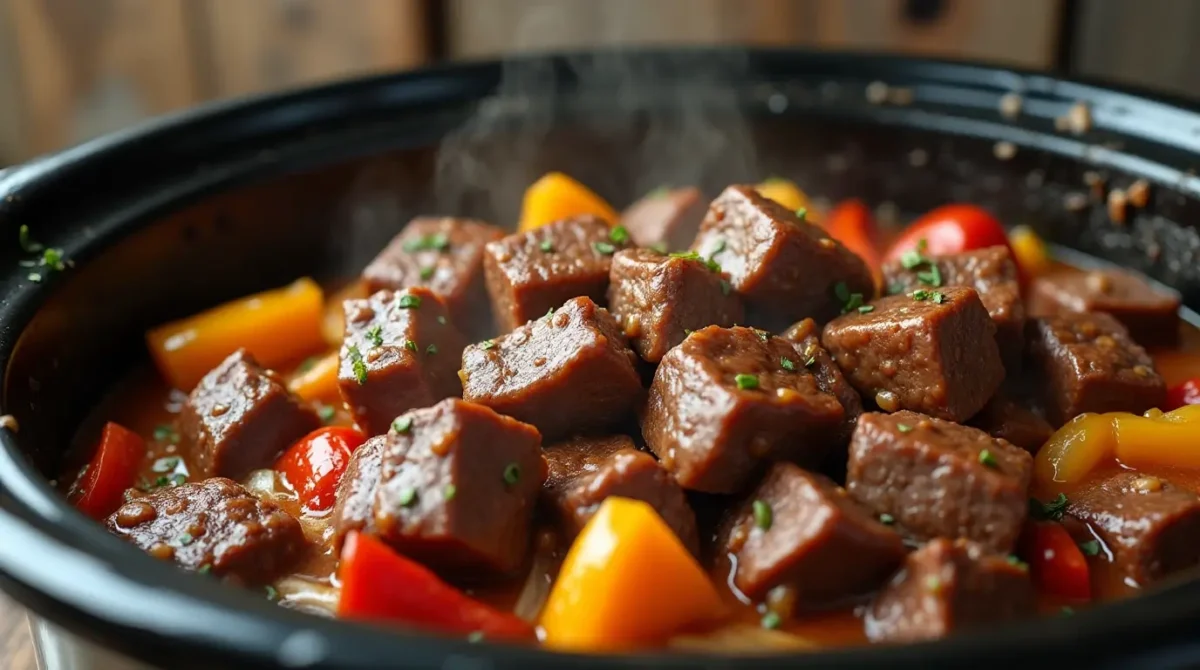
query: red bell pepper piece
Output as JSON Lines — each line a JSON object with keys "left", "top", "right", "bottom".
{"left": 337, "top": 532, "right": 534, "bottom": 641}
{"left": 1166, "top": 378, "right": 1200, "bottom": 411}
{"left": 824, "top": 199, "right": 882, "bottom": 289}
{"left": 73, "top": 422, "right": 145, "bottom": 520}
{"left": 1019, "top": 521, "right": 1091, "bottom": 601}
{"left": 883, "top": 204, "right": 1015, "bottom": 269}
{"left": 276, "top": 426, "right": 366, "bottom": 513}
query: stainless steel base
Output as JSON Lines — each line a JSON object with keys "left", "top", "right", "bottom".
{"left": 30, "top": 618, "right": 151, "bottom": 670}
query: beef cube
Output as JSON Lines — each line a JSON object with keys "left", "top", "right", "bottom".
{"left": 968, "top": 394, "right": 1053, "bottom": 454}
{"left": 620, "top": 186, "right": 706, "bottom": 251}
{"left": 361, "top": 217, "right": 504, "bottom": 331}
{"left": 865, "top": 538, "right": 1035, "bottom": 643}
{"left": 641, "top": 326, "right": 845, "bottom": 493}
{"left": 607, "top": 248, "right": 744, "bottom": 362}
{"left": 691, "top": 185, "right": 874, "bottom": 329}
{"left": 883, "top": 246, "right": 1025, "bottom": 371}
{"left": 720, "top": 463, "right": 905, "bottom": 602}
{"left": 1030, "top": 268, "right": 1180, "bottom": 347}
{"left": 483, "top": 215, "right": 630, "bottom": 332}
{"left": 461, "top": 297, "right": 642, "bottom": 441}
{"left": 181, "top": 349, "right": 319, "bottom": 480}
{"left": 372, "top": 398, "right": 545, "bottom": 576}
{"left": 1028, "top": 311, "right": 1166, "bottom": 426}
{"left": 782, "top": 317, "right": 864, "bottom": 447}
{"left": 338, "top": 287, "right": 468, "bottom": 436}
{"left": 331, "top": 437, "right": 384, "bottom": 551}
{"left": 1068, "top": 472, "right": 1200, "bottom": 587}
{"left": 821, "top": 286, "right": 1004, "bottom": 422}
{"left": 543, "top": 435, "right": 698, "bottom": 553}
{"left": 847, "top": 411, "right": 1032, "bottom": 553}
{"left": 106, "top": 478, "right": 304, "bottom": 585}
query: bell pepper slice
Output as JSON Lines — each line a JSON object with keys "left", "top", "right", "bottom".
{"left": 1034, "top": 413, "right": 1116, "bottom": 492}
{"left": 755, "top": 178, "right": 817, "bottom": 221}
{"left": 1019, "top": 521, "right": 1092, "bottom": 601}
{"left": 73, "top": 422, "right": 145, "bottom": 520}
{"left": 1166, "top": 377, "right": 1200, "bottom": 411}
{"left": 276, "top": 426, "right": 366, "bottom": 513}
{"left": 517, "top": 172, "right": 618, "bottom": 232}
{"left": 823, "top": 199, "right": 881, "bottom": 288}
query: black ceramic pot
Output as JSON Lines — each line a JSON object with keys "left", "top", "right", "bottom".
{"left": 2, "top": 49, "right": 1200, "bottom": 669}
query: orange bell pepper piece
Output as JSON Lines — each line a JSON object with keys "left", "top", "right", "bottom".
{"left": 540, "top": 497, "right": 726, "bottom": 652}
{"left": 288, "top": 352, "right": 339, "bottom": 403}
{"left": 823, "top": 199, "right": 881, "bottom": 289}
{"left": 1113, "top": 405, "right": 1200, "bottom": 470}
{"left": 1008, "top": 225, "right": 1052, "bottom": 278}
{"left": 517, "top": 172, "right": 619, "bottom": 232}
{"left": 755, "top": 178, "right": 818, "bottom": 222}
{"left": 1034, "top": 413, "right": 1115, "bottom": 494}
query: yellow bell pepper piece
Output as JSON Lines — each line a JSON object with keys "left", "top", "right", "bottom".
{"left": 288, "top": 352, "right": 339, "bottom": 403}
{"left": 540, "top": 497, "right": 726, "bottom": 652}
{"left": 1034, "top": 413, "right": 1115, "bottom": 492}
{"left": 517, "top": 172, "right": 619, "bottom": 232}
{"left": 1008, "top": 225, "right": 1052, "bottom": 278}
{"left": 322, "top": 280, "right": 367, "bottom": 348}
{"left": 146, "top": 278, "right": 325, "bottom": 391}
{"left": 1114, "top": 404, "right": 1200, "bottom": 469}
{"left": 756, "top": 178, "right": 819, "bottom": 222}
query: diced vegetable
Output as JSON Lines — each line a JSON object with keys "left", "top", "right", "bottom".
{"left": 1166, "top": 378, "right": 1200, "bottom": 411}
{"left": 146, "top": 278, "right": 325, "bottom": 391}
{"left": 337, "top": 531, "right": 534, "bottom": 641}
{"left": 823, "top": 199, "right": 881, "bottom": 289}
{"left": 322, "top": 281, "right": 367, "bottom": 348}
{"left": 1008, "top": 225, "right": 1052, "bottom": 278}
{"left": 755, "top": 178, "right": 818, "bottom": 221}
{"left": 276, "top": 427, "right": 366, "bottom": 513}
{"left": 288, "top": 352, "right": 339, "bottom": 403}
{"left": 1019, "top": 521, "right": 1091, "bottom": 600}
{"left": 540, "top": 497, "right": 726, "bottom": 652}
{"left": 1033, "top": 413, "right": 1115, "bottom": 492}
{"left": 72, "top": 422, "right": 145, "bottom": 519}
{"left": 883, "top": 204, "right": 1013, "bottom": 269}
{"left": 518, "top": 172, "right": 619, "bottom": 232}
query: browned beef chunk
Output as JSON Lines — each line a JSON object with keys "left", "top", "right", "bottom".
{"left": 1027, "top": 311, "right": 1165, "bottom": 426}
{"left": 460, "top": 297, "right": 642, "bottom": 441}
{"left": 360, "top": 217, "right": 504, "bottom": 332}
{"left": 483, "top": 215, "right": 630, "bottom": 332}
{"left": 847, "top": 411, "right": 1032, "bottom": 553}
{"left": 1030, "top": 268, "right": 1180, "bottom": 347}
{"left": 543, "top": 435, "right": 698, "bottom": 553}
{"left": 968, "top": 394, "right": 1053, "bottom": 454}
{"left": 606, "top": 248, "right": 743, "bottom": 363}
{"left": 883, "top": 246, "right": 1025, "bottom": 372}
{"left": 337, "top": 287, "right": 467, "bottom": 436}
{"left": 865, "top": 538, "right": 1034, "bottom": 643}
{"left": 620, "top": 186, "right": 706, "bottom": 252}
{"left": 782, "top": 317, "right": 864, "bottom": 447}
{"left": 1067, "top": 472, "right": 1200, "bottom": 587}
{"left": 181, "top": 349, "right": 319, "bottom": 480}
{"left": 719, "top": 463, "right": 905, "bottom": 602}
{"left": 371, "top": 398, "right": 545, "bottom": 576}
{"left": 641, "top": 326, "right": 844, "bottom": 494}
{"left": 106, "top": 478, "right": 304, "bottom": 585}
{"left": 690, "top": 185, "right": 874, "bottom": 329}
{"left": 822, "top": 286, "right": 1005, "bottom": 422}
{"left": 330, "top": 437, "right": 384, "bottom": 552}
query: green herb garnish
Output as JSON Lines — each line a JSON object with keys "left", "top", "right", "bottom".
{"left": 795, "top": 207, "right": 808, "bottom": 221}
{"left": 780, "top": 357, "right": 796, "bottom": 371}
{"left": 265, "top": 585, "right": 279, "bottom": 601}
{"left": 879, "top": 513, "right": 895, "bottom": 525}
{"left": 735, "top": 373, "right": 759, "bottom": 390}
{"left": 405, "top": 340, "right": 418, "bottom": 352}
{"left": 198, "top": 564, "right": 212, "bottom": 575}
{"left": 176, "top": 533, "right": 193, "bottom": 546}
{"left": 153, "top": 425, "right": 179, "bottom": 443}
{"left": 426, "top": 344, "right": 438, "bottom": 355}
{"left": 1078, "top": 540, "right": 1101, "bottom": 557}
{"left": 40, "top": 247, "right": 67, "bottom": 271}
{"left": 709, "top": 239, "right": 727, "bottom": 257}
{"left": 925, "top": 576, "right": 943, "bottom": 594}
{"left": 392, "top": 415, "right": 413, "bottom": 434}
{"left": 609, "top": 226, "right": 629, "bottom": 244}
{"left": 649, "top": 242, "right": 668, "bottom": 254}
{"left": 539, "top": 239, "right": 554, "bottom": 253}
{"left": 18, "top": 225, "right": 43, "bottom": 253}
{"left": 805, "top": 356, "right": 816, "bottom": 367}
{"left": 503, "top": 462, "right": 521, "bottom": 486}
{"left": 152, "top": 456, "right": 180, "bottom": 473}
{"left": 403, "top": 233, "right": 450, "bottom": 253}
{"left": 347, "top": 345, "right": 368, "bottom": 385}
{"left": 897, "top": 423, "right": 913, "bottom": 433}
{"left": 668, "top": 250, "right": 720, "bottom": 273}
{"left": 834, "top": 281, "right": 864, "bottom": 314}
{"left": 444, "top": 484, "right": 457, "bottom": 501}
{"left": 858, "top": 305, "right": 875, "bottom": 314}
{"left": 917, "top": 264, "right": 943, "bottom": 287}
{"left": 170, "top": 473, "right": 186, "bottom": 486}
{"left": 1007, "top": 555, "right": 1029, "bottom": 570}
{"left": 752, "top": 500, "right": 773, "bottom": 530}
{"left": 480, "top": 340, "right": 496, "bottom": 350}
{"left": 756, "top": 329, "right": 769, "bottom": 342}
{"left": 26, "top": 272, "right": 41, "bottom": 283}
{"left": 297, "top": 356, "right": 319, "bottom": 373}
{"left": 419, "top": 266, "right": 435, "bottom": 281}
{"left": 317, "top": 404, "right": 336, "bottom": 423}
{"left": 365, "top": 325, "right": 384, "bottom": 348}
{"left": 592, "top": 241, "right": 616, "bottom": 255}
{"left": 1029, "top": 493, "right": 1069, "bottom": 521}
{"left": 979, "top": 449, "right": 999, "bottom": 468}
{"left": 761, "top": 612, "right": 782, "bottom": 630}
{"left": 397, "top": 487, "right": 418, "bottom": 507}
{"left": 397, "top": 294, "right": 422, "bottom": 309}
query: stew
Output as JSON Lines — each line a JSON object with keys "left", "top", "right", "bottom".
{"left": 58, "top": 175, "right": 1200, "bottom": 653}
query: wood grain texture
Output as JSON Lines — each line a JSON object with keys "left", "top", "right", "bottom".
{"left": 0, "top": 595, "right": 36, "bottom": 670}
{"left": 1072, "top": 0, "right": 1200, "bottom": 96}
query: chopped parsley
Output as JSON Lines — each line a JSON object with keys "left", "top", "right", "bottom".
{"left": 879, "top": 513, "right": 895, "bottom": 525}
{"left": 760, "top": 611, "right": 782, "bottom": 630}
{"left": 365, "top": 325, "right": 384, "bottom": 348}
{"left": 592, "top": 241, "right": 616, "bottom": 255}
{"left": 152, "top": 456, "right": 181, "bottom": 473}
{"left": 978, "top": 449, "right": 999, "bottom": 468}
{"left": 170, "top": 473, "right": 187, "bottom": 486}
{"left": 709, "top": 239, "right": 727, "bottom": 257}
{"left": 834, "top": 281, "right": 864, "bottom": 314}
{"left": 780, "top": 357, "right": 796, "bottom": 371}
{"left": 403, "top": 232, "right": 450, "bottom": 253}
{"left": 317, "top": 404, "right": 336, "bottom": 423}
{"left": 18, "top": 225, "right": 43, "bottom": 253}
{"left": 198, "top": 564, "right": 212, "bottom": 575}
{"left": 917, "top": 264, "right": 943, "bottom": 287}
{"left": 26, "top": 272, "right": 41, "bottom": 283}
{"left": 347, "top": 345, "right": 368, "bottom": 385}
{"left": 858, "top": 305, "right": 875, "bottom": 314}
{"left": 153, "top": 425, "right": 179, "bottom": 443}
{"left": 897, "top": 423, "right": 913, "bottom": 433}
{"left": 911, "top": 289, "right": 946, "bottom": 303}
{"left": 392, "top": 415, "right": 413, "bottom": 434}
{"left": 426, "top": 344, "right": 438, "bottom": 355}
{"left": 297, "top": 356, "right": 320, "bottom": 373}
{"left": 405, "top": 340, "right": 418, "bottom": 352}
{"left": 265, "top": 585, "right": 279, "bottom": 601}
{"left": 480, "top": 340, "right": 496, "bottom": 350}
{"left": 899, "top": 249, "right": 925, "bottom": 269}
{"left": 467, "top": 631, "right": 486, "bottom": 644}
{"left": 503, "top": 462, "right": 521, "bottom": 486}
{"left": 756, "top": 329, "right": 769, "bottom": 342}
{"left": 545, "top": 307, "right": 555, "bottom": 319}
{"left": 669, "top": 250, "right": 720, "bottom": 273}
{"left": 419, "top": 266, "right": 435, "bottom": 281}
{"left": 752, "top": 500, "right": 773, "bottom": 530}
{"left": 1006, "top": 555, "right": 1029, "bottom": 570}
{"left": 805, "top": 356, "right": 816, "bottom": 367}
{"left": 444, "top": 484, "right": 457, "bottom": 501}
{"left": 437, "top": 315, "right": 447, "bottom": 325}
{"left": 735, "top": 373, "right": 759, "bottom": 390}
{"left": 719, "top": 279, "right": 731, "bottom": 296}
{"left": 176, "top": 533, "right": 193, "bottom": 546}
{"left": 925, "top": 575, "right": 943, "bottom": 594}
{"left": 397, "top": 487, "right": 418, "bottom": 507}
{"left": 1029, "top": 493, "right": 1069, "bottom": 521}
{"left": 609, "top": 226, "right": 630, "bottom": 244}
{"left": 40, "top": 247, "right": 67, "bottom": 272}
{"left": 539, "top": 239, "right": 554, "bottom": 253}
{"left": 649, "top": 242, "right": 668, "bottom": 254}
{"left": 795, "top": 207, "right": 808, "bottom": 221}
{"left": 397, "top": 294, "right": 422, "bottom": 309}
{"left": 1078, "top": 540, "right": 1101, "bottom": 557}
